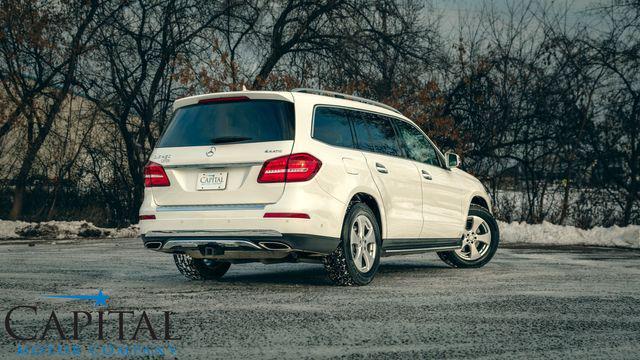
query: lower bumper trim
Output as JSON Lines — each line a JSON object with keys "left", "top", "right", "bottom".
{"left": 162, "top": 239, "right": 262, "bottom": 250}
{"left": 141, "top": 231, "right": 340, "bottom": 256}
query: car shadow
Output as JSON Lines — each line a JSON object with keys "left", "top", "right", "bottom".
{"left": 214, "top": 260, "right": 451, "bottom": 287}
{"left": 378, "top": 261, "right": 451, "bottom": 274}
{"left": 221, "top": 266, "right": 332, "bottom": 286}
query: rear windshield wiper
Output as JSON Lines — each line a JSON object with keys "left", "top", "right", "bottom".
{"left": 210, "top": 136, "right": 253, "bottom": 144}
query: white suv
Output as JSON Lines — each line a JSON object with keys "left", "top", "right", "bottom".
{"left": 139, "top": 89, "right": 499, "bottom": 286}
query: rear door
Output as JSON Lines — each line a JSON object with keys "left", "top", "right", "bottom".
{"left": 350, "top": 110, "right": 423, "bottom": 238}
{"left": 393, "top": 119, "right": 465, "bottom": 239}
{"left": 150, "top": 96, "right": 295, "bottom": 206}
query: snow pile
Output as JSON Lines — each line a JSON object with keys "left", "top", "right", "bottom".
{"left": 499, "top": 221, "right": 640, "bottom": 249}
{"left": 0, "top": 220, "right": 29, "bottom": 239}
{"left": 0, "top": 220, "right": 138, "bottom": 240}
{"left": 1, "top": 219, "right": 638, "bottom": 249}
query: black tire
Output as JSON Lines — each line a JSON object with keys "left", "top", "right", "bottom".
{"left": 323, "top": 202, "right": 382, "bottom": 286}
{"left": 173, "top": 254, "right": 231, "bottom": 280}
{"left": 437, "top": 204, "right": 500, "bottom": 268}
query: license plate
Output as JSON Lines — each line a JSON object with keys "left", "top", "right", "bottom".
{"left": 196, "top": 172, "right": 228, "bottom": 190}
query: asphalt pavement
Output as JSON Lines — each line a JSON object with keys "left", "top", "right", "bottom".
{"left": 0, "top": 238, "right": 638, "bottom": 359}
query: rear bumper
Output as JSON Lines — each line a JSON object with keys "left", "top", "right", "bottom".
{"left": 141, "top": 230, "right": 340, "bottom": 258}
{"left": 139, "top": 180, "right": 347, "bottom": 238}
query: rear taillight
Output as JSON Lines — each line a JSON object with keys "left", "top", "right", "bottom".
{"left": 144, "top": 161, "right": 170, "bottom": 187}
{"left": 257, "top": 153, "right": 322, "bottom": 183}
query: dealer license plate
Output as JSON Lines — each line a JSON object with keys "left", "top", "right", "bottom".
{"left": 196, "top": 172, "right": 227, "bottom": 190}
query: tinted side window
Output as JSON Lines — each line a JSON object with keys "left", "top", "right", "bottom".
{"left": 394, "top": 120, "right": 441, "bottom": 166}
{"left": 351, "top": 111, "right": 401, "bottom": 157}
{"left": 312, "top": 107, "right": 354, "bottom": 147}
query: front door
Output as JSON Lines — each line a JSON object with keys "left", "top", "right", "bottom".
{"left": 393, "top": 119, "right": 465, "bottom": 239}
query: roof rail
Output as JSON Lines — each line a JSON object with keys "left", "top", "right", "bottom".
{"left": 291, "top": 88, "right": 402, "bottom": 114}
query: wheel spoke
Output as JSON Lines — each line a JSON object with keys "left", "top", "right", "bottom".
{"left": 350, "top": 228, "right": 359, "bottom": 245}
{"left": 354, "top": 246, "right": 363, "bottom": 264}
{"left": 469, "top": 242, "right": 480, "bottom": 259}
{"left": 356, "top": 219, "right": 364, "bottom": 239}
{"left": 364, "top": 228, "right": 376, "bottom": 244}
{"left": 469, "top": 216, "right": 484, "bottom": 232}
{"left": 476, "top": 232, "right": 491, "bottom": 244}
{"left": 362, "top": 249, "right": 373, "bottom": 270}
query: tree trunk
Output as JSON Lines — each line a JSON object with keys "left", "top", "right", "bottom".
{"left": 9, "top": 126, "right": 50, "bottom": 219}
{"left": 623, "top": 192, "right": 634, "bottom": 226}
{"left": 558, "top": 179, "right": 570, "bottom": 225}
{"left": 114, "top": 116, "right": 144, "bottom": 225}
{"left": 8, "top": 186, "right": 25, "bottom": 220}
{"left": 46, "top": 178, "right": 62, "bottom": 220}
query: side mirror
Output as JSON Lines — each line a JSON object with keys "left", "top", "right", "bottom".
{"left": 446, "top": 152, "right": 461, "bottom": 168}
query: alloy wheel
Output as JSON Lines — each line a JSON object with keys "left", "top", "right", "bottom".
{"left": 350, "top": 215, "right": 377, "bottom": 272}
{"left": 456, "top": 215, "right": 492, "bottom": 261}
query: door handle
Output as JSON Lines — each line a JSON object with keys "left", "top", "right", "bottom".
{"left": 375, "top": 163, "right": 388, "bottom": 174}
{"left": 421, "top": 169, "right": 432, "bottom": 180}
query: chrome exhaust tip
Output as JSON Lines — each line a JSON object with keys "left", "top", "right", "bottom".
{"left": 145, "top": 241, "right": 163, "bottom": 250}
{"left": 258, "top": 242, "right": 292, "bottom": 251}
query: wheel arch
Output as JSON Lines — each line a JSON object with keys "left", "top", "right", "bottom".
{"left": 345, "top": 190, "right": 386, "bottom": 240}
{"left": 471, "top": 196, "right": 489, "bottom": 211}
{"left": 466, "top": 192, "right": 492, "bottom": 215}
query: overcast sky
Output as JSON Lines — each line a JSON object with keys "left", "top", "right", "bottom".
{"left": 433, "top": 0, "right": 600, "bottom": 34}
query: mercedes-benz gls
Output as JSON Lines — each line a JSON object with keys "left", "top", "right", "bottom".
{"left": 139, "top": 89, "right": 499, "bottom": 286}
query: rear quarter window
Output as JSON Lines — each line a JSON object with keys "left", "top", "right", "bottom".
{"left": 312, "top": 107, "right": 354, "bottom": 148}
{"left": 158, "top": 100, "right": 295, "bottom": 147}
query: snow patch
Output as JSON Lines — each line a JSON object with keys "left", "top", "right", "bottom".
{"left": 499, "top": 221, "right": 640, "bottom": 249}
{"left": 0, "top": 220, "right": 138, "bottom": 240}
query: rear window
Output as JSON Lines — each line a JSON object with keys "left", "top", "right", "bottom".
{"left": 157, "top": 100, "right": 295, "bottom": 147}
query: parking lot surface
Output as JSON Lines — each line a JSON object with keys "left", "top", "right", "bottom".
{"left": 0, "top": 239, "right": 639, "bottom": 359}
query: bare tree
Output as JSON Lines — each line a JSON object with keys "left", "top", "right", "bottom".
{"left": 85, "top": 0, "right": 234, "bottom": 223}
{"left": 1, "top": 0, "right": 636, "bottom": 227}
{"left": 0, "top": 0, "right": 122, "bottom": 219}
{"left": 586, "top": 0, "right": 640, "bottom": 225}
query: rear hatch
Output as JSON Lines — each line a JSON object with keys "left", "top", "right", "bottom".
{"left": 150, "top": 93, "right": 295, "bottom": 206}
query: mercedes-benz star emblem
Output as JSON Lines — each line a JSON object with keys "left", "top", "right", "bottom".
{"left": 206, "top": 146, "right": 216, "bottom": 157}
